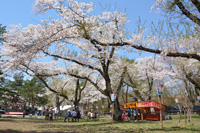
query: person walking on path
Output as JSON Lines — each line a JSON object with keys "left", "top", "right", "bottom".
{"left": 64, "top": 110, "right": 72, "bottom": 122}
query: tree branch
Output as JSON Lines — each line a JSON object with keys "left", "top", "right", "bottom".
{"left": 88, "top": 39, "right": 200, "bottom": 61}
{"left": 116, "top": 66, "right": 127, "bottom": 95}
{"left": 106, "top": 46, "right": 115, "bottom": 73}
{"left": 42, "top": 50, "right": 104, "bottom": 76}
{"left": 191, "top": 0, "right": 200, "bottom": 13}
{"left": 174, "top": 0, "right": 200, "bottom": 25}
{"left": 22, "top": 64, "right": 69, "bottom": 100}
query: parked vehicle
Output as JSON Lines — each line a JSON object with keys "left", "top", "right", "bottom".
{"left": 0, "top": 109, "right": 5, "bottom": 114}
{"left": 193, "top": 105, "right": 200, "bottom": 114}
{"left": 165, "top": 105, "right": 183, "bottom": 115}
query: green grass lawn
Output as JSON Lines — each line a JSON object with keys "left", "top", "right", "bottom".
{"left": 0, "top": 114, "right": 200, "bottom": 133}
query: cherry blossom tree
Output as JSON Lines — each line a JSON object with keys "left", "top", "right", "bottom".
{"left": 1, "top": 0, "right": 129, "bottom": 120}
{"left": 151, "top": 0, "right": 200, "bottom": 102}
{"left": 165, "top": 57, "right": 200, "bottom": 103}
{"left": 121, "top": 56, "right": 176, "bottom": 102}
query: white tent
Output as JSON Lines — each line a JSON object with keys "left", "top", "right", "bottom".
{"left": 60, "top": 105, "right": 74, "bottom": 111}
{"left": 53, "top": 105, "right": 74, "bottom": 111}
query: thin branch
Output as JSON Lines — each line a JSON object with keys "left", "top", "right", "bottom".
{"left": 22, "top": 64, "right": 69, "bottom": 100}
{"left": 68, "top": 73, "right": 107, "bottom": 96}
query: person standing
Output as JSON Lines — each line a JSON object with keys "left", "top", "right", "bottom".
{"left": 49, "top": 109, "right": 53, "bottom": 121}
{"left": 127, "top": 107, "right": 132, "bottom": 121}
{"left": 45, "top": 109, "right": 49, "bottom": 120}
{"left": 88, "top": 111, "right": 91, "bottom": 119}
{"left": 54, "top": 109, "right": 59, "bottom": 119}
{"left": 134, "top": 108, "right": 138, "bottom": 122}
{"left": 34, "top": 108, "right": 38, "bottom": 118}
{"left": 23, "top": 109, "right": 26, "bottom": 118}
{"left": 72, "top": 109, "right": 77, "bottom": 122}
{"left": 75, "top": 106, "right": 80, "bottom": 121}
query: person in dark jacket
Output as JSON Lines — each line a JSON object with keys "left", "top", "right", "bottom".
{"left": 49, "top": 109, "right": 53, "bottom": 121}
{"left": 45, "top": 109, "right": 49, "bottom": 120}
{"left": 127, "top": 107, "right": 132, "bottom": 121}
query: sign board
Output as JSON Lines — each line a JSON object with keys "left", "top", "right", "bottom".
{"left": 197, "top": 96, "right": 200, "bottom": 102}
{"left": 86, "top": 99, "right": 90, "bottom": 104}
{"left": 111, "top": 93, "right": 117, "bottom": 102}
{"left": 124, "top": 102, "right": 137, "bottom": 109}
{"left": 155, "top": 84, "right": 164, "bottom": 95}
{"left": 175, "top": 98, "right": 179, "bottom": 103}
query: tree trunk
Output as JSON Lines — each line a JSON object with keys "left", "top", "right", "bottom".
{"left": 184, "top": 107, "right": 187, "bottom": 124}
{"left": 178, "top": 104, "right": 181, "bottom": 123}
{"left": 113, "top": 97, "right": 123, "bottom": 121}
{"left": 107, "top": 98, "right": 111, "bottom": 109}
{"left": 56, "top": 94, "right": 60, "bottom": 117}
{"left": 74, "top": 100, "right": 80, "bottom": 107}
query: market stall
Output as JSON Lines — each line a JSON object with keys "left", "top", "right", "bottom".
{"left": 124, "top": 101, "right": 167, "bottom": 121}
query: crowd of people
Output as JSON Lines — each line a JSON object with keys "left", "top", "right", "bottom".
{"left": 22, "top": 107, "right": 60, "bottom": 121}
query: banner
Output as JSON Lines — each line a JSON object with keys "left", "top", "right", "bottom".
{"left": 124, "top": 102, "right": 137, "bottom": 109}
{"left": 124, "top": 101, "right": 166, "bottom": 110}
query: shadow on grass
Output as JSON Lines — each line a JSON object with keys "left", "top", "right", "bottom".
{"left": 114, "top": 120, "right": 160, "bottom": 124}
{"left": 0, "top": 129, "right": 24, "bottom": 133}
{"left": 192, "top": 115, "right": 200, "bottom": 118}
{"left": 0, "top": 118, "right": 52, "bottom": 124}
{"left": 0, "top": 129, "right": 76, "bottom": 133}
{"left": 0, "top": 118, "right": 16, "bottom": 122}
{"left": 147, "top": 126, "right": 200, "bottom": 132}
{"left": 39, "top": 121, "right": 122, "bottom": 132}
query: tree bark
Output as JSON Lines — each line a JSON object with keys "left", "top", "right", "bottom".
{"left": 113, "top": 97, "right": 123, "bottom": 121}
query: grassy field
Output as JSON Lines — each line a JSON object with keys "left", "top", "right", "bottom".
{"left": 0, "top": 115, "right": 200, "bottom": 133}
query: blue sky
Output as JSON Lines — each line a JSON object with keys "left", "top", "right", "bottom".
{"left": 1, "top": 0, "right": 164, "bottom": 29}
{"left": 0, "top": 0, "right": 165, "bottom": 59}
